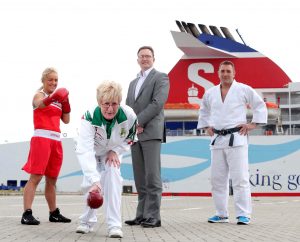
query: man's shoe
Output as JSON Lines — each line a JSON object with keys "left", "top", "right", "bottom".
{"left": 208, "top": 215, "right": 229, "bottom": 223}
{"left": 76, "top": 224, "right": 93, "bottom": 234}
{"left": 141, "top": 218, "right": 161, "bottom": 228}
{"left": 237, "top": 216, "right": 250, "bottom": 225}
{"left": 108, "top": 227, "right": 123, "bottom": 238}
{"left": 124, "top": 217, "right": 145, "bottom": 226}
{"left": 49, "top": 208, "right": 71, "bottom": 223}
{"left": 21, "top": 209, "right": 40, "bottom": 225}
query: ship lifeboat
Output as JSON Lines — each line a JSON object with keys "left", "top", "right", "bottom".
{"left": 246, "top": 102, "right": 279, "bottom": 120}
{"left": 164, "top": 102, "right": 279, "bottom": 121}
{"left": 164, "top": 103, "right": 199, "bottom": 121}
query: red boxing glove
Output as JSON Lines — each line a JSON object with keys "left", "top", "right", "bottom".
{"left": 51, "top": 88, "right": 69, "bottom": 102}
{"left": 43, "top": 88, "right": 69, "bottom": 106}
{"left": 61, "top": 98, "right": 71, "bottom": 113}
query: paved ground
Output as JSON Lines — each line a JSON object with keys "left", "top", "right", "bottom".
{"left": 0, "top": 194, "right": 299, "bottom": 241}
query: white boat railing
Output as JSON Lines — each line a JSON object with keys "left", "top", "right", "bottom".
{"left": 166, "top": 127, "right": 300, "bottom": 136}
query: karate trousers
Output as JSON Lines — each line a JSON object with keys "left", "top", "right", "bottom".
{"left": 210, "top": 145, "right": 252, "bottom": 218}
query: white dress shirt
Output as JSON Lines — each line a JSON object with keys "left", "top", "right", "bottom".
{"left": 135, "top": 67, "right": 153, "bottom": 100}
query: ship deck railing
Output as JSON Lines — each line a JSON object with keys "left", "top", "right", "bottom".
{"left": 166, "top": 127, "right": 300, "bottom": 136}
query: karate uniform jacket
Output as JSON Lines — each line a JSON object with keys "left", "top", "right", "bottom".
{"left": 197, "top": 81, "right": 267, "bottom": 148}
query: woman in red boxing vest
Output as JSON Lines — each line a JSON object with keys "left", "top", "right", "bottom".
{"left": 21, "top": 67, "right": 71, "bottom": 225}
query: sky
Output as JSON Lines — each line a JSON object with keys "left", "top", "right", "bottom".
{"left": 1, "top": 0, "right": 300, "bottom": 143}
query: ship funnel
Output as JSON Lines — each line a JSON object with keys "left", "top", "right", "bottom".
{"left": 198, "top": 24, "right": 211, "bottom": 35}
{"left": 220, "top": 27, "right": 235, "bottom": 41}
{"left": 181, "top": 21, "right": 193, "bottom": 35}
{"left": 209, "top": 25, "right": 223, "bottom": 38}
{"left": 187, "top": 23, "right": 200, "bottom": 38}
{"left": 175, "top": 20, "right": 185, "bottom": 32}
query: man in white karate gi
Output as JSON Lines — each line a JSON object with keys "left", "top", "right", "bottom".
{"left": 197, "top": 60, "right": 267, "bottom": 225}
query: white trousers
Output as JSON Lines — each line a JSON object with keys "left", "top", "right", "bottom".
{"left": 79, "top": 161, "right": 123, "bottom": 230}
{"left": 211, "top": 145, "right": 252, "bottom": 218}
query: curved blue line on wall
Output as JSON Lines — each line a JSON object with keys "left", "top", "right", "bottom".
{"left": 161, "top": 139, "right": 211, "bottom": 158}
{"left": 164, "top": 138, "right": 300, "bottom": 163}
{"left": 59, "top": 170, "right": 83, "bottom": 180}
{"left": 120, "top": 159, "right": 211, "bottom": 182}
{"left": 58, "top": 159, "right": 211, "bottom": 182}
{"left": 162, "top": 160, "right": 210, "bottom": 181}
{"left": 58, "top": 138, "right": 300, "bottom": 182}
{"left": 249, "top": 139, "right": 300, "bottom": 163}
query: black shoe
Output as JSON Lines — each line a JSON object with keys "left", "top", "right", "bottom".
{"left": 49, "top": 208, "right": 71, "bottom": 223}
{"left": 21, "top": 209, "right": 40, "bottom": 225}
{"left": 124, "top": 217, "right": 146, "bottom": 226}
{"left": 141, "top": 218, "right": 161, "bottom": 228}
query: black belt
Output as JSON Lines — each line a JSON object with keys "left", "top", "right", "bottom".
{"left": 211, "top": 127, "right": 242, "bottom": 147}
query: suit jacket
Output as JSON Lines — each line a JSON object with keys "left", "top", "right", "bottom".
{"left": 126, "top": 68, "right": 170, "bottom": 141}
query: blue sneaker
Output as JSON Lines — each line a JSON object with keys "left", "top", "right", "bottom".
{"left": 208, "top": 215, "right": 229, "bottom": 223}
{"left": 237, "top": 216, "right": 250, "bottom": 225}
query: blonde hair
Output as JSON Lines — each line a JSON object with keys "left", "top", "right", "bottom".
{"left": 38, "top": 67, "right": 58, "bottom": 90}
{"left": 96, "top": 81, "right": 122, "bottom": 104}
{"left": 41, "top": 67, "right": 57, "bottom": 82}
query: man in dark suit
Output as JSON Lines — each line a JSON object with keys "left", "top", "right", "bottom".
{"left": 125, "top": 46, "right": 170, "bottom": 228}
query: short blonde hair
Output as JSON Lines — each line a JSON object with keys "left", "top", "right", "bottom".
{"left": 38, "top": 67, "right": 58, "bottom": 90}
{"left": 96, "top": 81, "right": 122, "bottom": 104}
{"left": 41, "top": 67, "right": 57, "bottom": 82}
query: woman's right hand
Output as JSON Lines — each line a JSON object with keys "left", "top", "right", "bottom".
{"left": 89, "top": 182, "right": 101, "bottom": 193}
{"left": 43, "top": 88, "right": 69, "bottom": 106}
